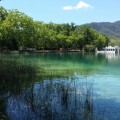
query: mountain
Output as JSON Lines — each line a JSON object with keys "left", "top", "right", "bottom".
{"left": 79, "top": 21, "right": 120, "bottom": 38}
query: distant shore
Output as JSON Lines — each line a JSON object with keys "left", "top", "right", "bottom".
{"left": 0, "top": 49, "right": 82, "bottom": 54}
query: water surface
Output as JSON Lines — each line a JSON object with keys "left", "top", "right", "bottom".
{"left": 0, "top": 52, "right": 120, "bottom": 120}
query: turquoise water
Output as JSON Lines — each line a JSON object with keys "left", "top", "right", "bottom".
{"left": 0, "top": 52, "right": 120, "bottom": 120}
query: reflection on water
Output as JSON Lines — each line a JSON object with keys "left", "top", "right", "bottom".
{"left": 4, "top": 77, "right": 120, "bottom": 120}
{"left": 0, "top": 52, "right": 120, "bottom": 120}
{"left": 6, "top": 77, "right": 94, "bottom": 120}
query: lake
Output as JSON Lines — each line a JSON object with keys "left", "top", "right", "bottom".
{"left": 0, "top": 52, "right": 120, "bottom": 120}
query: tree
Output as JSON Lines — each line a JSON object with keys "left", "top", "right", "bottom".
{"left": 0, "top": 7, "right": 8, "bottom": 23}
{"left": 0, "top": 9, "right": 35, "bottom": 49}
{"left": 0, "top": 6, "right": 109, "bottom": 51}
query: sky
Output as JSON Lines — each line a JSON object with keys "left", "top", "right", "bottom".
{"left": 0, "top": 0, "right": 120, "bottom": 25}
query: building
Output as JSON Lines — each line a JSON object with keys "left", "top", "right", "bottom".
{"left": 96, "top": 46, "right": 120, "bottom": 54}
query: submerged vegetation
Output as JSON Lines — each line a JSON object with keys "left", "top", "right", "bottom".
{"left": 0, "top": 60, "right": 39, "bottom": 119}
{"left": 0, "top": 60, "right": 38, "bottom": 94}
{"left": 0, "top": 53, "right": 120, "bottom": 120}
{"left": 0, "top": 7, "right": 109, "bottom": 52}
{"left": 0, "top": 60, "right": 96, "bottom": 120}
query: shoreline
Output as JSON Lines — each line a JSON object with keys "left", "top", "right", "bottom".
{"left": 0, "top": 49, "right": 82, "bottom": 54}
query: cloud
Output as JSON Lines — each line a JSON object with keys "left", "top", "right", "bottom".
{"left": 63, "top": 1, "right": 93, "bottom": 11}
{"left": 63, "top": 6, "right": 73, "bottom": 10}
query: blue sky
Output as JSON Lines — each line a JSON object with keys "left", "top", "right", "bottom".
{"left": 0, "top": 0, "right": 120, "bottom": 25}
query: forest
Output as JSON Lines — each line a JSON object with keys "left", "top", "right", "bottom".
{"left": 0, "top": 6, "right": 109, "bottom": 52}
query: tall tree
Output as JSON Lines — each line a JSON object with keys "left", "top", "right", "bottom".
{"left": 0, "top": 6, "right": 8, "bottom": 23}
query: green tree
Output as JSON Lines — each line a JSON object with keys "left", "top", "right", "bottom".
{"left": 0, "top": 6, "right": 8, "bottom": 23}
{"left": 0, "top": 10, "right": 35, "bottom": 49}
{"left": 0, "top": 7, "right": 109, "bottom": 51}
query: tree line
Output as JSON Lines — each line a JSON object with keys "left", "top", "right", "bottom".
{"left": 0, "top": 7, "right": 109, "bottom": 52}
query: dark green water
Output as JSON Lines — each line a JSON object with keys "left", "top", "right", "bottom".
{"left": 0, "top": 52, "right": 120, "bottom": 120}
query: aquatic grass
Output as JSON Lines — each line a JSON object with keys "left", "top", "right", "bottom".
{"left": 0, "top": 60, "right": 40, "bottom": 120}
{"left": 0, "top": 60, "right": 39, "bottom": 95}
{"left": 18, "top": 77, "right": 102, "bottom": 120}
{"left": 0, "top": 66, "right": 105, "bottom": 120}
{"left": 0, "top": 52, "right": 111, "bottom": 120}
{"left": 0, "top": 99, "right": 9, "bottom": 120}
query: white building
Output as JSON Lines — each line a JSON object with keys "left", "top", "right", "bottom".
{"left": 96, "top": 46, "right": 120, "bottom": 54}
{"left": 103, "top": 46, "right": 116, "bottom": 53}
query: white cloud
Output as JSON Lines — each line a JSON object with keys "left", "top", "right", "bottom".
{"left": 63, "top": 1, "right": 93, "bottom": 11}
{"left": 63, "top": 6, "right": 73, "bottom": 10}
